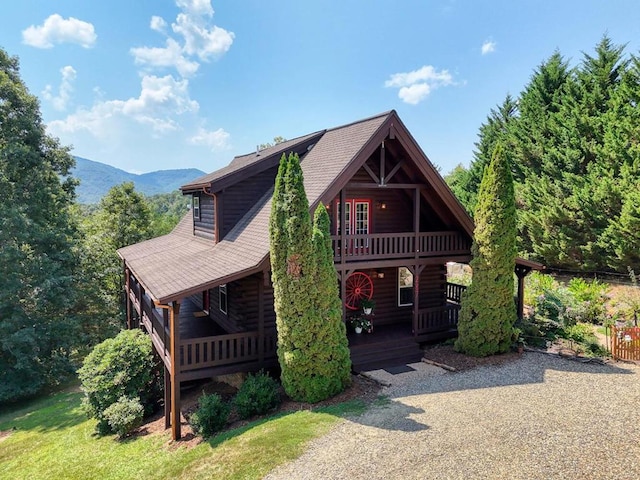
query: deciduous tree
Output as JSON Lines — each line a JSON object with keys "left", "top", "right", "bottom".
{"left": 0, "top": 48, "right": 81, "bottom": 401}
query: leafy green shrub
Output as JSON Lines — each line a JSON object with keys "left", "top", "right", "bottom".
{"left": 524, "top": 272, "right": 559, "bottom": 306}
{"left": 563, "top": 323, "right": 595, "bottom": 344}
{"left": 234, "top": 371, "right": 281, "bottom": 419}
{"left": 190, "top": 392, "right": 230, "bottom": 438}
{"left": 77, "top": 329, "right": 161, "bottom": 434}
{"left": 103, "top": 396, "right": 144, "bottom": 438}
{"left": 567, "top": 278, "right": 609, "bottom": 323}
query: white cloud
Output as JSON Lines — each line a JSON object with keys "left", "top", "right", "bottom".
{"left": 42, "top": 65, "right": 76, "bottom": 111}
{"left": 48, "top": 74, "right": 199, "bottom": 137}
{"left": 131, "top": 0, "right": 234, "bottom": 77}
{"left": 150, "top": 16, "right": 168, "bottom": 33}
{"left": 385, "top": 65, "right": 454, "bottom": 104}
{"left": 481, "top": 40, "right": 496, "bottom": 55}
{"left": 131, "top": 38, "right": 200, "bottom": 77}
{"left": 22, "top": 14, "right": 96, "bottom": 49}
{"left": 176, "top": 0, "right": 214, "bottom": 17}
{"left": 398, "top": 84, "right": 431, "bottom": 105}
{"left": 172, "top": 13, "right": 234, "bottom": 60}
{"left": 189, "top": 126, "right": 230, "bottom": 150}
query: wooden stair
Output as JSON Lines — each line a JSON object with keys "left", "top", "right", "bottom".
{"left": 348, "top": 323, "right": 424, "bottom": 373}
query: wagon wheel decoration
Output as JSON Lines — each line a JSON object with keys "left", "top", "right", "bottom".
{"left": 344, "top": 271, "right": 374, "bottom": 310}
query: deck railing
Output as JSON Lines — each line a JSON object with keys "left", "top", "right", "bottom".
{"left": 180, "top": 330, "right": 278, "bottom": 372}
{"left": 415, "top": 304, "right": 460, "bottom": 336}
{"left": 446, "top": 282, "right": 467, "bottom": 304}
{"left": 331, "top": 231, "right": 470, "bottom": 262}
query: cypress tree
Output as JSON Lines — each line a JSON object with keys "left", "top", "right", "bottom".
{"left": 455, "top": 144, "right": 518, "bottom": 356}
{"left": 270, "top": 154, "right": 352, "bottom": 401}
{"left": 307, "top": 204, "right": 351, "bottom": 398}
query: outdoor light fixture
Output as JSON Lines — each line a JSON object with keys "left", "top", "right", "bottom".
{"left": 377, "top": 201, "right": 387, "bottom": 210}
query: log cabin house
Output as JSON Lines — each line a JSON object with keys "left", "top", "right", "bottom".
{"left": 117, "top": 110, "right": 540, "bottom": 440}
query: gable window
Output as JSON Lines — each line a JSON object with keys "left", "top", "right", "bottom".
{"left": 219, "top": 284, "right": 227, "bottom": 314}
{"left": 398, "top": 267, "right": 414, "bottom": 306}
{"left": 336, "top": 199, "right": 371, "bottom": 235}
{"left": 193, "top": 195, "right": 200, "bottom": 220}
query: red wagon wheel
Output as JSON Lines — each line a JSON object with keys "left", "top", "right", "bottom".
{"left": 344, "top": 272, "right": 374, "bottom": 310}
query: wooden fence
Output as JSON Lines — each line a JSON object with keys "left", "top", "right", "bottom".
{"left": 609, "top": 325, "right": 640, "bottom": 361}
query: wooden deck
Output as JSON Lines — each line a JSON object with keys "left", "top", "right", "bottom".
{"left": 128, "top": 275, "right": 461, "bottom": 379}
{"left": 348, "top": 322, "right": 422, "bottom": 372}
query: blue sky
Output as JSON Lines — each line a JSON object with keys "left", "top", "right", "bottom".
{"left": 2, "top": 1, "right": 639, "bottom": 175}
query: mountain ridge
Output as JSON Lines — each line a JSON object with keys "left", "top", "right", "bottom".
{"left": 72, "top": 156, "right": 206, "bottom": 204}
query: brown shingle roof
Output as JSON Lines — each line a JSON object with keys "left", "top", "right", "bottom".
{"left": 181, "top": 130, "right": 325, "bottom": 191}
{"left": 118, "top": 111, "right": 392, "bottom": 303}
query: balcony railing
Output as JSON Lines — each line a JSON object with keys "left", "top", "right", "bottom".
{"left": 415, "top": 304, "right": 460, "bottom": 336}
{"left": 180, "top": 330, "right": 278, "bottom": 372}
{"left": 331, "top": 231, "right": 470, "bottom": 262}
{"left": 446, "top": 282, "right": 467, "bottom": 304}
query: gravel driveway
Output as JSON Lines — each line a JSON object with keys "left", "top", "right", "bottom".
{"left": 265, "top": 352, "right": 640, "bottom": 480}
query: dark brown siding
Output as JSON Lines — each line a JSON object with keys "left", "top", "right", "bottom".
{"left": 334, "top": 166, "right": 449, "bottom": 234}
{"left": 419, "top": 264, "right": 447, "bottom": 308}
{"left": 208, "top": 274, "right": 276, "bottom": 333}
{"left": 194, "top": 193, "right": 215, "bottom": 241}
{"left": 222, "top": 165, "right": 278, "bottom": 237}
{"left": 342, "top": 265, "right": 446, "bottom": 327}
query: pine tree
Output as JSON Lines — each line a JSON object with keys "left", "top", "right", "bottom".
{"left": 455, "top": 145, "right": 518, "bottom": 356}
{"left": 0, "top": 49, "right": 82, "bottom": 401}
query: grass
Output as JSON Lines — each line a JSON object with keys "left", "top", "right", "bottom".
{"left": 0, "top": 390, "right": 366, "bottom": 480}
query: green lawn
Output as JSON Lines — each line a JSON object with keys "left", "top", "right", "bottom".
{"left": 0, "top": 390, "right": 366, "bottom": 480}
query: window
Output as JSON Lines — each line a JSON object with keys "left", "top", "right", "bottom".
{"left": 336, "top": 199, "right": 370, "bottom": 235}
{"left": 192, "top": 195, "right": 200, "bottom": 220}
{"left": 219, "top": 284, "right": 227, "bottom": 314}
{"left": 398, "top": 267, "right": 414, "bottom": 306}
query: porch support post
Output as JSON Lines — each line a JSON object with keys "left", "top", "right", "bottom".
{"left": 164, "top": 366, "right": 171, "bottom": 429}
{"left": 412, "top": 265, "right": 425, "bottom": 337}
{"left": 258, "top": 273, "right": 265, "bottom": 363}
{"left": 414, "top": 187, "right": 420, "bottom": 257}
{"left": 379, "top": 141, "right": 386, "bottom": 185}
{"left": 340, "top": 188, "right": 347, "bottom": 321}
{"left": 169, "top": 301, "right": 181, "bottom": 441}
{"left": 124, "top": 267, "right": 132, "bottom": 329}
{"left": 515, "top": 265, "right": 530, "bottom": 320}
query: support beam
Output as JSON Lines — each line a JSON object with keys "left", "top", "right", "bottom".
{"left": 384, "top": 160, "right": 405, "bottom": 184}
{"left": 169, "top": 301, "right": 181, "bottom": 441}
{"left": 515, "top": 265, "right": 531, "bottom": 320}
{"left": 124, "top": 267, "right": 132, "bottom": 329}
{"left": 258, "top": 273, "right": 265, "bottom": 363}
{"left": 340, "top": 188, "right": 347, "bottom": 320}
{"left": 379, "top": 141, "right": 386, "bottom": 185}
{"left": 362, "top": 163, "right": 380, "bottom": 184}
{"left": 414, "top": 187, "right": 420, "bottom": 260}
{"left": 412, "top": 265, "right": 425, "bottom": 336}
{"left": 164, "top": 366, "right": 171, "bottom": 430}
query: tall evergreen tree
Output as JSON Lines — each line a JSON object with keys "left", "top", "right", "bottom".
{"left": 308, "top": 204, "right": 351, "bottom": 397}
{"left": 269, "top": 154, "right": 350, "bottom": 402}
{"left": 450, "top": 36, "right": 640, "bottom": 272}
{"left": 0, "top": 49, "right": 81, "bottom": 401}
{"left": 449, "top": 95, "right": 517, "bottom": 216}
{"left": 455, "top": 145, "right": 518, "bottom": 356}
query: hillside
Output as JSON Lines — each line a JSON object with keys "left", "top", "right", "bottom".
{"left": 71, "top": 156, "right": 205, "bottom": 204}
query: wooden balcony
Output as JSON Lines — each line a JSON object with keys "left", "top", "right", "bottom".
{"left": 331, "top": 231, "right": 470, "bottom": 263}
